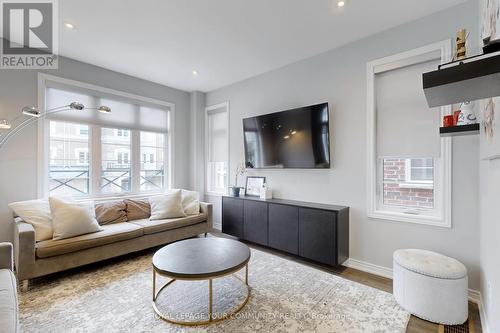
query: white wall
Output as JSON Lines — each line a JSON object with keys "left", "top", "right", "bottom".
{"left": 478, "top": 0, "right": 500, "bottom": 330}
{"left": 0, "top": 54, "right": 191, "bottom": 243}
{"left": 205, "top": 1, "right": 481, "bottom": 289}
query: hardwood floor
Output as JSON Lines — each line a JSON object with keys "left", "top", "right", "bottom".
{"left": 210, "top": 232, "right": 482, "bottom": 333}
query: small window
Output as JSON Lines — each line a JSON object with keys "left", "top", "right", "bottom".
{"left": 382, "top": 158, "right": 434, "bottom": 211}
{"left": 49, "top": 121, "right": 90, "bottom": 196}
{"left": 140, "top": 131, "right": 165, "bottom": 191}
{"left": 206, "top": 104, "right": 228, "bottom": 194}
{"left": 116, "top": 129, "right": 129, "bottom": 137}
{"left": 102, "top": 128, "right": 131, "bottom": 194}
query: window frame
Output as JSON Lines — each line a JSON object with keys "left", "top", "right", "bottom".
{"left": 366, "top": 40, "right": 452, "bottom": 228}
{"left": 37, "top": 73, "right": 175, "bottom": 199}
{"left": 205, "top": 101, "right": 230, "bottom": 196}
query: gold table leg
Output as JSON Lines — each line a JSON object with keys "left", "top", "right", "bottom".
{"left": 152, "top": 264, "right": 250, "bottom": 326}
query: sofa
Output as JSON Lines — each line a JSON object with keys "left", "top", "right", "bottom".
{"left": 0, "top": 242, "right": 18, "bottom": 333}
{"left": 13, "top": 197, "right": 213, "bottom": 290}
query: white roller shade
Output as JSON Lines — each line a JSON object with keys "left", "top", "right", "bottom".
{"left": 45, "top": 86, "right": 170, "bottom": 133}
{"left": 207, "top": 108, "right": 227, "bottom": 163}
{"left": 376, "top": 57, "right": 441, "bottom": 157}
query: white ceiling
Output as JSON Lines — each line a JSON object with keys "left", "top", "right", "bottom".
{"left": 59, "top": 0, "right": 466, "bottom": 92}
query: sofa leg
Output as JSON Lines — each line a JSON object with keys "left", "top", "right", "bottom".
{"left": 204, "top": 232, "right": 208, "bottom": 238}
{"left": 21, "top": 280, "right": 29, "bottom": 292}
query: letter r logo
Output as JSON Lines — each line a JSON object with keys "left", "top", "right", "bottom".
{"left": 2, "top": 1, "right": 53, "bottom": 54}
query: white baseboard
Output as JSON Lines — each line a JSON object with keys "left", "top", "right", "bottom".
{"left": 343, "top": 258, "right": 393, "bottom": 279}
{"left": 343, "top": 258, "right": 482, "bottom": 304}
{"left": 478, "top": 292, "right": 489, "bottom": 333}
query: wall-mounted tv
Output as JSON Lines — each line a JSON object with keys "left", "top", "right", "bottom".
{"left": 243, "top": 103, "right": 331, "bottom": 169}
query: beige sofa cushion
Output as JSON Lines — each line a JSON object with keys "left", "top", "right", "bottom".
{"left": 124, "top": 199, "right": 150, "bottom": 221}
{"left": 0, "top": 269, "right": 18, "bottom": 333}
{"left": 129, "top": 213, "right": 207, "bottom": 235}
{"left": 95, "top": 200, "right": 127, "bottom": 225}
{"left": 36, "top": 222, "right": 144, "bottom": 258}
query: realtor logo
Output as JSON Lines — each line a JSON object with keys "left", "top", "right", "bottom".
{"left": 1, "top": 0, "right": 58, "bottom": 69}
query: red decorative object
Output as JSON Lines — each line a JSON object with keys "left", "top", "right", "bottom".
{"left": 443, "top": 115, "right": 454, "bottom": 127}
{"left": 453, "top": 110, "right": 461, "bottom": 125}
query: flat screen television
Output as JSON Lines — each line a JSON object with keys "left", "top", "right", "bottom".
{"left": 243, "top": 102, "right": 330, "bottom": 169}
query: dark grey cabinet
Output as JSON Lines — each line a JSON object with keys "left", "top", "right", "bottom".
{"left": 299, "top": 208, "right": 336, "bottom": 266}
{"left": 222, "top": 197, "right": 244, "bottom": 238}
{"left": 243, "top": 200, "right": 268, "bottom": 246}
{"left": 222, "top": 196, "right": 349, "bottom": 267}
{"left": 268, "top": 204, "right": 298, "bottom": 255}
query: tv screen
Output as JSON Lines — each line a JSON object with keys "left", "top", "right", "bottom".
{"left": 243, "top": 103, "right": 330, "bottom": 169}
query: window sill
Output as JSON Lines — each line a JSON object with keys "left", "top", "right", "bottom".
{"left": 74, "top": 191, "right": 166, "bottom": 202}
{"left": 398, "top": 182, "right": 433, "bottom": 189}
{"left": 368, "top": 210, "right": 450, "bottom": 228}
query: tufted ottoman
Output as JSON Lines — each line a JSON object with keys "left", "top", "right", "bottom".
{"left": 393, "top": 249, "right": 468, "bottom": 325}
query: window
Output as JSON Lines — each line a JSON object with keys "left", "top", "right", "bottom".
{"left": 116, "top": 129, "right": 129, "bottom": 137}
{"left": 41, "top": 78, "right": 172, "bottom": 198}
{"left": 79, "top": 126, "right": 88, "bottom": 136}
{"left": 405, "top": 158, "right": 433, "bottom": 184}
{"left": 206, "top": 103, "right": 229, "bottom": 194}
{"left": 140, "top": 131, "right": 165, "bottom": 191}
{"left": 367, "top": 41, "right": 451, "bottom": 227}
{"left": 48, "top": 121, "right": 90, "bottom": 196}
{"left": 102, "top": 128, "right": 131, "bottom": 194}
{"left": 76, "top": 149, "right": 89, "bottom": 165}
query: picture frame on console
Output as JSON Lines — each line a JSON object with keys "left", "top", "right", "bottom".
{"left": 245, "top": 176, "right": 266, "bottom": 197}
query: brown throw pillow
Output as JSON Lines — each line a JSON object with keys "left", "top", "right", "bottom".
{"left": 124, "top": 198, "right": 151, "bottom": 221}
{"left": 95, "top": 200, "right": 127, "bottom": 225}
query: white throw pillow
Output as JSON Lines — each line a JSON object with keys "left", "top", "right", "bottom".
{"left": 149, "top": 190, "right": 186, "bottom": 220}
{"left": 49, "top": 197, "right": 102, "bottom": 240}
{"left": 9, "top": 199, "right": 53, "bottom": 242}
{"left": 181, "top": 189, "right": 200, "bottom": 215}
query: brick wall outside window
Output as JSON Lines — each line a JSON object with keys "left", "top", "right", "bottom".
{"left": 383, "top": 158, "right": 434, "bottom": 209}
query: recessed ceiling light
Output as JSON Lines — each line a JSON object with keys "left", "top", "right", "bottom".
{"left": 64, "top": 22, "right": 75, "bottom": 29}
{"left": 192, "top": 70, "right": 198, "bottom": 75}
{"left": 337, "top": 1, "right": 345, "bottom": 7}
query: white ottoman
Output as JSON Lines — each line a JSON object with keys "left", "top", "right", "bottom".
{"left": 393, "top": 249, "right": 468, "bottom": 325}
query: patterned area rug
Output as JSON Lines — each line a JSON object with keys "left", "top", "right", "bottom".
{"left": 19, "top": 248, "right": 409, "bottom": 332}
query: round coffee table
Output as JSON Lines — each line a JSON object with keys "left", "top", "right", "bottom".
{"left": 152, "top": 238, "right": 251, "bottom": 326}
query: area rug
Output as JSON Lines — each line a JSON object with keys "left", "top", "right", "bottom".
{"left": 19, "top": 248, "right": 410, "bottom": 332}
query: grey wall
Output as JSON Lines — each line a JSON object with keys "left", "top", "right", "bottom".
{"left": 206, "top": 1, "right": 481, "bottom": 289}
{"left": 0, "top": 54, "right": 191, "bottom": 243}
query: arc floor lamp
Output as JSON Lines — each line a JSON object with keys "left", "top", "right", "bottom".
{"left": 0, "top": 102, "right": 111, "bottom": 149}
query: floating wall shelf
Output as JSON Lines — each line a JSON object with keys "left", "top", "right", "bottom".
{"left": 423, "top": 53, "right": 500, "bottom": 108}
{"left": 439, "top": 124, "right": 480, "bottom": 137}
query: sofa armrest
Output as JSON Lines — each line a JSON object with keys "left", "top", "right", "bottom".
{"left": 199, "top": 202, "right": 213, "bottom": 230}
{"left": 0, "top": 242, "right": 13, "bottom": 271}
{"left": 13, "top": 220, "right": 36, "bottom": 280}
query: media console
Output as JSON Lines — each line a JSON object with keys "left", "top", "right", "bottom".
{"left": 222, "top": 195, "right": 349, "bottom": 266}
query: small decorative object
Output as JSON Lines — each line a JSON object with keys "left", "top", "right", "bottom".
{"left": 260, "top": 183, "right": 273, "bottom": 200}
{"left": 482, "top": 0, "right": 500, "bottom": 53}
{"left": 229, "top": 163, "right": 246, "bottom": 197}
{"left": 245, "top": 176, "right": 266, "bottom": 197}
{"left": 480, "top": 97, "right": 500, "bottom": 160}
{"left": 457, "top": 101, "right": 477, "bottom": 125}
{"left": 443, "top": 115, "right": 454, "bottom": 127}
{"left": 455, "top": 29, "right": 467, "bottom": 60}
{"left": 453, "top": 110, "right": 461, "bottom": 125}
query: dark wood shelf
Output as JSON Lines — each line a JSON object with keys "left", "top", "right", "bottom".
{"left": 439, "top": 123, "right": 480, "bottom": 137}
{"left": 423, "top": 53, "right": 500, "bottom": 107}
